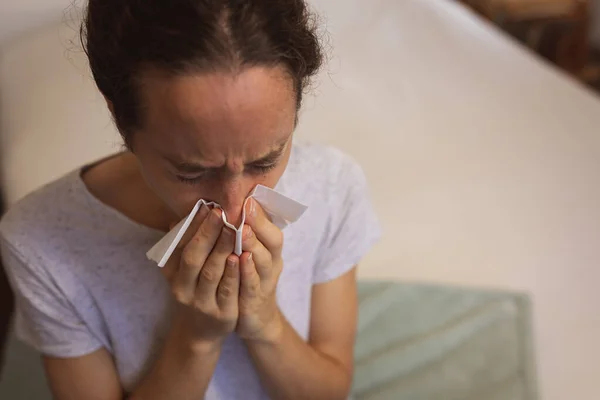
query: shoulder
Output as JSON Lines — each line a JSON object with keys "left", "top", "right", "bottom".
{"left": 285, "top": 143, "right": 381, "bottom": 283}
{"left": 0, "top": 170, "right": 85, "bottom": 258}
{"left": 288, "top": 141, "right": 362, "bottom": 180}
{"left": 284, "top": 142, "right": 368, "bottom": 205}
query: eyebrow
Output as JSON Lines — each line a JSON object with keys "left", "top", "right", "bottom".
{"left": 167, "top": 139, "right": 289, "bottom": 173}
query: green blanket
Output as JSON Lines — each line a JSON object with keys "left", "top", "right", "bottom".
{"left": 352, "top": 281, "right": 539, "bottom": 400}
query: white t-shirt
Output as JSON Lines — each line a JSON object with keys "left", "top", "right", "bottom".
{"left": 0, "top": 142, "right": 381, "bottom": 399}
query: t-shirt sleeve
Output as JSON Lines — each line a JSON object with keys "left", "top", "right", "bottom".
{"left": 312, "top": 155, "right": 382, "bottom": 284}
{"left": 0, "top": 238, "right": 103, "bottom": 358}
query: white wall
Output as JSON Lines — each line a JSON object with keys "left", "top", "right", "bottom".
{"left": 0, "top": 22, "right": 120, "bottom": 205}
{"left": 2, "top": 1, "right": 600, "bottom": 400}
{"left": 0, "top": 0, "right": 68, "bottom": 46}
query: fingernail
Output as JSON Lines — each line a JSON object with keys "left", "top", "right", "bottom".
{"left": 249, "top": 198, "right": 257, "bottom": 218}
{"left": 248, "top": 253, "right": 253, "bottom": 262}
{"left": 227, "top": 256, "right": 236, "bottom": 268}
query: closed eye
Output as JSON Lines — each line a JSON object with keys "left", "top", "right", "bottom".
{"left": 248, "top": 162, "right": 278, "bottom": 174}
{"left": 175, "top": 173, "right": 206, "bottom": 185}
{"left": 174, "top": 163, "right": 277, "bottom": 185}
{"left": 169, "top": 140, "right": 287, "bottom": 184}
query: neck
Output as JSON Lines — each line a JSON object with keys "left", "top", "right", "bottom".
{"left": 83, "top": 152, "right": 178, "bottom": 232}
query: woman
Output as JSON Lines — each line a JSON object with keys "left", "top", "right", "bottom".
{"left": 0, "top": 1, "right": 380, "bottom": 399}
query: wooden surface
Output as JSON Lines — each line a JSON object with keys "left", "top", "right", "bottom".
{"left": 462, "top": 0, "right": 590, "bottom": 74}
{"left": 482, "top": 0, "right": 581, "bottom": 19}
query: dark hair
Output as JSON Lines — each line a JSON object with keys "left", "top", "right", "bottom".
{"left": 80, "top": 0, "right": 324, "bottom": 146}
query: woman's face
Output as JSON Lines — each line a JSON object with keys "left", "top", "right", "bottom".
{"left": 131, "top": 66, "right": 297, "bottom": 226}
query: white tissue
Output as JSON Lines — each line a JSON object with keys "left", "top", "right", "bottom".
{"left": 146, "top": 185, "right": 307, "bottom": 267}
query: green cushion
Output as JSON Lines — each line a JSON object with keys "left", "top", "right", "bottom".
{"left": 352, "top": 281, "right": 539, "bottom": 400}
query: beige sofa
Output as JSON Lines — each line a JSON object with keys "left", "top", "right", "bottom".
{"left": 1, "top": 1, "right": 600, "bottom": 399}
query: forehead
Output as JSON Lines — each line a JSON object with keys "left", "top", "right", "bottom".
{"left": 135, "top": 66, "right": 297, "bottom": 161}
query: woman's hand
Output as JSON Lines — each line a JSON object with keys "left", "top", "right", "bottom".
{"left": 162, "top": 204, "right": 240, "bottom": 349}
{"left": 237, "top": 198, "right": 285, "bottom": 343}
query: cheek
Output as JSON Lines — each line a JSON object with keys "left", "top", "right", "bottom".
{"left": 250, "top": 146, "right": 292, "bottom": 190}
{"left": 138, "top": 159, "right": 205, "bottom": 216}
{"left": 261, "top": 164, "right": 287, "bottom": 187}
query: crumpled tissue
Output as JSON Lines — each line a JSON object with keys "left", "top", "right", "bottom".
{"left": 146, "top": 185, "right": 307, "bottom": 267}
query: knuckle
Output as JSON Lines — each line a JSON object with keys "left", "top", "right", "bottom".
{"left": 245, "top": 281, "right": 260, "bottom": 297}
{"left": 197, "top": 212, "right": 221, "bottom": 240}
{"left": 181, "top": 248, "right": 200, "bottom": 269}
{"left": 200, "top": 266, "right": 219, "bottom": 283}
{"left": 218, "top": 284, "right": 235, "bottom": 298}
{"left": 178, "top": 228, "right": 197, "bottom": 248}
{"left": 197, "top": 223, "right": 213, "bottom": 241}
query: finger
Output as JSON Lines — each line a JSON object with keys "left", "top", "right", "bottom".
{"left": 174, "top": 209, "right": 224, "bottom": 296}
{"left": 162, "top": 205, "right": 210, "bottom": 286}
{"left": 239, "top": 252, "right": 261, "bottom": 301}
{"left": 216, "top": 255, "right": 240, "bottom": 313}
{"left": 195, "top": 226, "right": 236, "bottom": 306}
{"left": 178, "top": 203, "right": 211, "bottom": 249}
{"left": 244, "top": 198, "right": 284, "bottom": 257}
{"left": 241, "top": 225, "right": 275, "bottom": 281}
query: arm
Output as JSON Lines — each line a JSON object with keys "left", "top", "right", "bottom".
{"left": 128, "top": 315, "right": 224, "bottom": 400}
{"left": 36, "top": 206, "right": 241, "bottom": 400}
{"left": 237, "top": 198, "right": 360, "bottom": 400}
{"left": 44, "top": 269, "right": 357, "bottom": 400}
{"left": 44, "top": 350, "right": 122, "bottom": 400}
{"left": 245, "top": 268, "right": 358, "bottom": 400}
{"left": 44, "top": 319, "right": 223, "bottom": 400}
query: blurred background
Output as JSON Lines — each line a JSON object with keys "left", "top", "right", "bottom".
{"left": 463, "top": 0, "right": 600, "bottom": 88}
{"left": 1, "top": 0, "right": 600, "bottom": 399}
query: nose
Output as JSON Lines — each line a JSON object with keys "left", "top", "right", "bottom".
{"left": 218, "top": 176, "right": 254, "bottom": 227}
